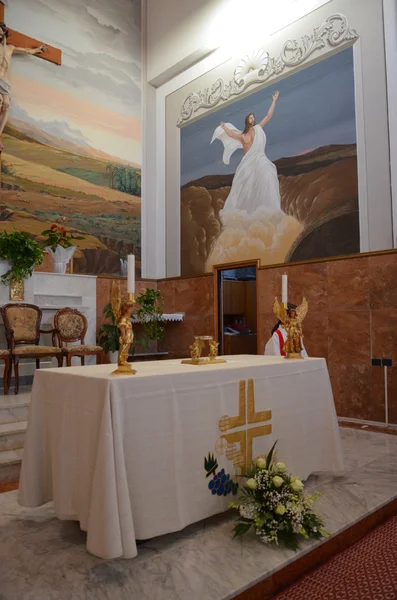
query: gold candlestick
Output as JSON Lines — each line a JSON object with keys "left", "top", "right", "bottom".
{"left": 273, "top": 297, "right": 308, "bottom": 359}
{"left": 111, "top": 282, "right": 137, "bottom": 376}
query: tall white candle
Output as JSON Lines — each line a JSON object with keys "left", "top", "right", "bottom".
{"left": 281, "top": 274, "right": 288, "bottom": 304}
{"left": 127, "top": 254, "right": 135, "bottom": 294}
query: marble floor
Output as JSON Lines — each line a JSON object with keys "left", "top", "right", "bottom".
{"left": 1, "top": 427, "right": 397, "bottom": 600}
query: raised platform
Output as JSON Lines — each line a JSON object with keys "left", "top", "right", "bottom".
{"left": 0, "top": 390, "right": 30, "bottom": 487}
{"left": 0, "top": 427, "right": 396, "bottom": 599}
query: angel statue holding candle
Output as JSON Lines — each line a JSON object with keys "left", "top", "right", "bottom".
{"left": 272, "top": 297, "right": 308, "bottom": 358}
{"left": 110, "top": 280, "right": 136, "bottom": 374}
{"left": 118, "top": 303, "right": 135, "bottom": 366}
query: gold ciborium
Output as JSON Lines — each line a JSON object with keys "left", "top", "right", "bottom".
{"left": 111, "top": 281, "right": 137, "bottom": 376}
{"left": 273, "top": 297, "right": 308, "bottom": 359}
{"left": 181, "top": 335, "right": 226, "bottom": 365}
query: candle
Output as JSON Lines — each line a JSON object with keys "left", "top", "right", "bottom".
{"left": 127, "top": 254, "right": 135, "bottom": 294}
{"left": 281, "top": 274, "right": 288, "bottom": 304}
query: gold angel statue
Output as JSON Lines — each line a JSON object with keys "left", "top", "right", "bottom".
{"left": 273, "top": 297, "right": 308, "bottom": 358}
{"left": 111, "top": 281, "right": 136, "bottom": 374}
{"left": 208, "top": 339, "right": 219, "bottom": 360}
{"left": 189, "top": 338, "right": 203, "bottom": 360}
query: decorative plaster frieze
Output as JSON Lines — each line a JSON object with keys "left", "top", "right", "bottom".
{"left": 177, "top": 13, "right": 358, "bottom": 125}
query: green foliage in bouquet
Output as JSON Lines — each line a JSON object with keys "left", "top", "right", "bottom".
{"left": 230, "top": 441, "right": 328, "bottom": 550}
{"left": 41, "top": 224, "right": 84, "bottom": 252}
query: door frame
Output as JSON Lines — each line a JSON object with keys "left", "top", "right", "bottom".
{"left": 213, "top": 259, "right": 260, "bottom": 355}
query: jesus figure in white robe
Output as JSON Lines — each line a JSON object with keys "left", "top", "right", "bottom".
{"left": 210, "top": 90, "right": 282, "bottom": 224}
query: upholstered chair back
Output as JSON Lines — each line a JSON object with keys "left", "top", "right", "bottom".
{"left": 2, "top": 304, "right": 41, "bottom": 344}
{"left": 55, "top": 308, "right": 87, "bottom": 344}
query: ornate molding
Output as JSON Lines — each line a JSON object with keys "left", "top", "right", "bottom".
{"left": 177, "top": 13, "right": 358, "bottom": 125}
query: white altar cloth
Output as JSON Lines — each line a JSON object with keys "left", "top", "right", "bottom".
{"left": 18, "top": 355, "right": 344, "bottom": 559}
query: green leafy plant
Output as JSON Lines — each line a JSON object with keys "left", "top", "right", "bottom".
{"left": 97, "top": 288, "right": 165, "bottom": 356}
{"left": 0, "top": 230, "right": 44, "bottom": 284}
{"left": 41, "top": 223, "right": 84, "bottom": 252}
{"left": 134, "top": 288, "right": 165, "bottom": 343}
{"left": 97, "top": 302, "right": 120, "bottom": 354}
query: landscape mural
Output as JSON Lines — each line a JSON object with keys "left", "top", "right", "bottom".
{"left": 180, "top": 47, "right": 359, "bottom": 276}
{"left": 0, "top": 0, "right": 141, "bottom": 275}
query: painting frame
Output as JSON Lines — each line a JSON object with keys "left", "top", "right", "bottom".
{"left": 161, "top": 0, "right": 392, "bottom": 277}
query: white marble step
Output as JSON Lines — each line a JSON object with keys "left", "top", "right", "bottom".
{"left": 0, "top": 391, "right": 31, "bottom": 424}
{"left": 0, "top": 447, "right": 24, "bottom": 466}
{"left": 0, "top": 447, "right": 23, "bottom": 485}
{"left": 0, "top": 420, "right": 27, "bottom": 452}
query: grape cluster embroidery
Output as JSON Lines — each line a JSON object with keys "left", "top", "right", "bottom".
{"left": 204, "top": 452, "right": 238, "bottom": 497}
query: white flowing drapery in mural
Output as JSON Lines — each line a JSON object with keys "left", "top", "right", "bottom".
{"left": 211, "top": 124, "right": 282, "bottom": 219}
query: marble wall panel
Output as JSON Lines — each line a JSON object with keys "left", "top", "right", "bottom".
{"left": 369, "top": 254, "right": 397, "bottom": 309}
{"left": 327, "top": 257, "right": 369, "bottom": 311}
{"left": 328, "top": 311, "right": 371, "bottom": 365}
{"left": 387, "top": 367, "right": 397, "bottom": 425}
{"left": 158, "top": 275, "right": 215, "bottom": 358}
{"left": 329, "top": 366, "right": 388, "bottom": 425}
{"left": 371, "top": 309, "right": 397, "bottom": 363}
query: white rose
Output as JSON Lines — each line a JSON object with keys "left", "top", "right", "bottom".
{"left": 290, "top": 478, "right": 304, "bottom": 492}
{"left": 275, "top": 462, "right": 286, "bottom": 472}
{"left": 246, "top": 478, "right": 257, "bottom": 490}
{"left": 256, "top": 457, "right": 266, "bottom": 469}
{"left": 275, "top": 504, "right": 286, "bottom": 515}
{"left": 272, "top": 476, "right": 284, "bottom": 488}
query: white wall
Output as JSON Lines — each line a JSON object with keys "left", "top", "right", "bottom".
{"left": 146, "top": 0, "right": 227, "bottom": 85}
{"left": 384, "top": 0, "right": 397, "bottom": 247}
{"left": 145, "top": 0, "right": 334, "bottom": 86}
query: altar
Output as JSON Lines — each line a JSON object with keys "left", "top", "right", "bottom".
{"left": 18, "top": 355, "right": 344, "bottom": 560}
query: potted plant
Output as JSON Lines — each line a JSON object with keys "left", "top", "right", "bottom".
{"left": 41, "top": 224, "right": 84, "bottom": 274}
{"left": 98, "top": 288, "right": 165, "bottom": 362}
{"left": 97, "top": 302, "right": 120, "bottom": 363}
{"left": 134, "top": 288, "right": 165, "bottom": 346}
{"left": 0, "top": 230, "right": 44, "bottom": 300}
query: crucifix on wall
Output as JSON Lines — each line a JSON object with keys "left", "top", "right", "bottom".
{"left": 0, "top": 1, "right": 62, "bottom": 152}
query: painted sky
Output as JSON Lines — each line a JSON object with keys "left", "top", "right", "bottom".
{"left": 6, "top": 0, "right": 141, "bottom": 164}
{"left": 181, "top": 47, "right": 356, "bottom": 185}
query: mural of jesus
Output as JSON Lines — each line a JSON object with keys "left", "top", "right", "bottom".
{"left": 211, "top": 91, "right": 282, "bottom": 225}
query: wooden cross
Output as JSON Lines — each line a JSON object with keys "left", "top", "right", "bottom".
{"left": 0, "top": 1, "right": 62, "bottom": 65}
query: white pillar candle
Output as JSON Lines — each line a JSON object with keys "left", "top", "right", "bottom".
{"left": 127, "top": 254, "right": 135, "bottom": 294}
{"left": 281, "top": 274, "right": 288, "bottom": 304}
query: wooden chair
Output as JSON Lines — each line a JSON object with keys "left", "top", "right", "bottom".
{"left": 0, "top": 349, "right": 11, "bottom": 395}
{"left": 54, "top": 307, "right": 104, "bottom": 366}
{"left": 2, "top": 303, "right": 63, "bottom": 395}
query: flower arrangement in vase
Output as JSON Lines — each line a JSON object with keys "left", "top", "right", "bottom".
{"left": 230, "top": 442, "right": 328, "bottom": 550}
{"left": 41, "top": 224, "right": 84, "bottom": 274}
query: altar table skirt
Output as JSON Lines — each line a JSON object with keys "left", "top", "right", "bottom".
{"left": 19, "top": 355, "right": 344, "bottom": 559}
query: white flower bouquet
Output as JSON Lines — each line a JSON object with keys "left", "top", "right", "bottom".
{"left": 230, "top": 442, "right": 328, "bottom": 550}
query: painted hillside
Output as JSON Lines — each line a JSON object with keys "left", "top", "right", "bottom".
{"left": 181, "top": 144, "right": 359, "bottom": 276}
{"left": 0, "top": 121, "right": 141, "bottom": 275}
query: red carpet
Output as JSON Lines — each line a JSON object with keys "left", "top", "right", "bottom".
{"left": 274, "top": 515, "right": 397, "bottom": 599}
